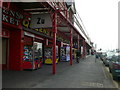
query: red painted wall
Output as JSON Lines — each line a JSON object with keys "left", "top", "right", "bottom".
{"left": 2, "top": 2, "right": 30, "bottom": 71}
{"left": 9, "top": 29, "right": 23, "bottom": 71}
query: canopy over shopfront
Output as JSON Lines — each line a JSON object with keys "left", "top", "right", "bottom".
{"left": 1, "top": 1, "right": 92, "bottom": 74}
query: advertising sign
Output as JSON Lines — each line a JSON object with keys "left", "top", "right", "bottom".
{"left": 2, "top": 6, "right": 24, "bottom": 26}
{"left": 30, "top": 13, "right": 52, "bottom": 28}
{"left": 2, "top": 3, "right": 31, "bottom": 29}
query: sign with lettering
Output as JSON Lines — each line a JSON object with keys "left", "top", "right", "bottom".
{"left": 30, "top": 14, "right": 52, "bottom": 28}
{"left": 21, "top": 12, "right": 69, "bottom": 43}
{"left": 2, "top": 6, "right": 24, "bottom": 26}
{"left": 34, "top": 28, "right": 53, "bottom": 37}
{"left": 0, "top": 29, "right": 9, "bottom": 38}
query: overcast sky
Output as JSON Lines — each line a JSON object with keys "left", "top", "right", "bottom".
{"left": 74, "top": 0, "right": 118, "bottom": 51}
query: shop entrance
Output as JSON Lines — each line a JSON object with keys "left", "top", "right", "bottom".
{"left": 23, "top": 35, "right": 43, "bottom": 70}
{"left": 44, "top": 46, "right": 59, "bottom": 64}
{"left": 60, "top": 45, "right": 70, "bottom": 62}
{"left": 33, "top": 42, "right": 43, "bottom": 68}
{"left": 2, "top": 38, "right": 9, "bottom": 70}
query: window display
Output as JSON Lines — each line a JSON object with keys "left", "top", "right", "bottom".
{"left": 33, "top": 42, "right": 43, "bottom": 68}
{"left": 61, "top": 46, "right": 70, "bottom": 61}
{"left": 23, "top": 41, "right": 43, "bottom": 70}
{"left": 23, "top": 45, "right": 33, "bottom": 61}
{"left": 44, "top": 46, "right": 59, "bottom": 64}
{"left": 60, "top": 47, "right": 66, "bottom": 61}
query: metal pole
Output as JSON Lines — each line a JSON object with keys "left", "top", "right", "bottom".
{"left": 78, "top": 35, "right": 80, "bottom": 50}
{"left": 83, "top": 40, "right": 86, "bottom": 58}
{"left": 82, "top": 39, "right": 84, "bottom": 58}
{"left": 66, "top": 9, "right": 68, "bottom": 19}
{"left": 70, "top": 30, "right": 73, "bottom": 65}
{"left": 32, "top": 37, "right": 35, "bottom": 70}
{"left": 84, "top": 41, "right": 87, "bottom": 57}
{"left": 52, "top": 12, "right": 57, "bottom": 74}
{"left": 0, "top": 0, "right": 3, "bottom": 8}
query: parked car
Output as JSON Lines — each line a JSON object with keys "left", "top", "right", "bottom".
{"left": 108, "top": 54, "right": 120, "bottom": 80}
{"left": 100, "top": 52, "right": 107, "bottom": 61}
{"left": 103, "top": 56, "right": 112, "bottom": 66}
{"left": 103, "top": 52, "right": 115, "bottom": 66}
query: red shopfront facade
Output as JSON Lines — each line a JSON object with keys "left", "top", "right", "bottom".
{"left": 2, "top": 2, "right": 25, "bottom": 70}
{"left": 1, "top": 3, "right": 22, "bottom": 70}
{"left": 1, "top": 2, "right": 45, "bottom": 71}
{"left": 1, "top": 2, "right": 62, "bottom": 71}
{"left": 0, "top": 29, "right": 9, "bottom": 70}
{"left": 2, "top": 2, "right": 71, "bottom": 71}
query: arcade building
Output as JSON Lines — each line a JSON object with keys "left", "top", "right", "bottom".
{"left": 1, "top": 2, "right": 92, "bottom": 74}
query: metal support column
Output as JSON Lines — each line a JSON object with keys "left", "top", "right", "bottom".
{"left": 78, "top": 35, "right": 80, "bottom": 50}
{"left": 83, "top": 40, "right": 85, "bottom": 58}
{"left": 83, "top": 40, "right": 86, "bottom": 58}
{"left": 52, "top": 12, "right": 57, "bottom": 74}
{"left": 84, "top": 41, "right": 87, "bottom": 57}
{"left": 81, "top": 39, "right": 84, "bottom": 58}
{"left": 0, "top": 0, "right": 3, "bottom": 8}
{"left": 66, "top": 9, "right": 68, "bottom": 19}
{"left": 70, "top": 30, "right": 73, "bottom": 65}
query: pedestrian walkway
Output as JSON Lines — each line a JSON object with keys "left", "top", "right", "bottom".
{"left": 3, "top": 56, "right": 117, "bottom": 88}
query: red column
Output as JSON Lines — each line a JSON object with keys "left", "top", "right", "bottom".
{"left": 83, "top": 40, "right": 86, "bottom": 58}
{"left": 9, "top": 29, "right": 23, "bottom": 71}
{"left": 84, "top": 41, "right": 87, "bottom": 57}
{"left": 0, "top": 0, "right": 3, "bottom": 8}
{"left": 81, "top": 39, "right": 84, "bottom": 58}
{"left": 70, "top": 30, "right": 73, "bottom": 65}
{"left": 78, "top": 35, "right": 80, "bottom": 50}
{"left": 66, "top": 9, "right": 68, "bottom": 19}
{"left": 52, "top": 12, "right": 57, "bottom": 74}
{"left": 83, "top": 40, "right": 84, "bottom": 58}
